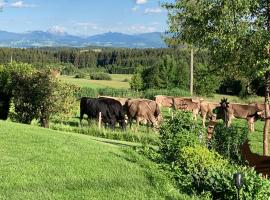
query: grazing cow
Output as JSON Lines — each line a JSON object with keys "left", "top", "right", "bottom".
{"left": 219, "top": 99, "right": 264, "bottom": 131}
{"left": 200, "top": 101, "right": 220, "bottom": 127}
{"left": 173, "top": 97, "right": 202, "bottom": 120}
{"left": 124, "top": 99, "right": 161, "bottom": 130}
{"left": 155, "top": 95, "right": 202, "bottom": 120}
{"left": 98, "top": 96, "right": 128, "bottom": 106}
{"left": 154, "top": 95, "right": 174, "bottom": 107}
{"left": 79, "top": 97, "right": 126, "bottom": 130}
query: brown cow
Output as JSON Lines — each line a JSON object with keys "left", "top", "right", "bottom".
{"left": 173, "top": 97, "right": 202, "bottom": 120}
{"left": 155, "top": 95, "right": 202, "bottom": 120}
{"left": 200, "top": 101, "right": 220, "bottom": 127}
{"left": 124, "top": 99, "right": 161, "bottom": 130}
{"left": 220, "top": 100, "right": 264, "bottom": 131}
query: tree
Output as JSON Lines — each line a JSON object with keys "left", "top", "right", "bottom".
{"left": 130, "top": 65, "right": 143, "bottom": 91}
{"left": 163, "top": 0, "right": 270, "bottom": 155}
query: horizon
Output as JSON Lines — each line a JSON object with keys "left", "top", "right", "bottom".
{"left": 0, "top": 0, "right": 173, "bottom": 37}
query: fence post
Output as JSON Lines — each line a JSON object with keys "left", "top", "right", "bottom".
{"left": 98, "top": 112, "right": 102, "bottom": 129}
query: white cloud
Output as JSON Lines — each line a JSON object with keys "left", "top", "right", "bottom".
{"left": 135, "top": 0, "right": 147, "bottom": 5}
{"left": 132, "top": 6, "right": 139, "bottom": 11}
{"left": 144, "top": 8, "right": 163, "bottom": 14}
{"left": 47, "top": 26, "right": 66, "bottom": 35}
{"left": 75, "top": 22, "right": 99, "bottom": 30}
{"left": 10, "top": 1, "right": 37, "bottom": 8}
{"left": 127, "top": 24, "right": 157, "bottom": 33}
{"left": 0, "top": 0, "right": 7, "bottom": 10}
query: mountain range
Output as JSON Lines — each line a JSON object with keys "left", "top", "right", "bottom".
{"left": 0, "top": 30, "right": 167, "bottom": 48}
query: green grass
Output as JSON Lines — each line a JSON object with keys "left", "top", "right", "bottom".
{"left": 202, "top": 94, "right": 264, "bottom": 104}
{"left": 0, "top": 120, "right": 187, "bottom": 200}
{"left": 60, "top": 74, "right": 131, "bottom": 89}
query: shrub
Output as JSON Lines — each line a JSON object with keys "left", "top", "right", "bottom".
{"left": 12, "top": 70, "right": 78, "bottom": 127}
{"left": 211, "top": 123, "right": 248, "bottom": 164}
{"left": 74, "top": 72, "right": 86, "bottom": 79}
{"left": 177, "top": 146, "right": 270, "bottom": 199}
{"left": 159, "top": 110, "right": 206, "bottom": 164}
{"left": 90, "top": 72, "right": 112, "bottom": 80}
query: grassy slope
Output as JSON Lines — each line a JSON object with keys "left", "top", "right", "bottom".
{"left": 60, "top": 74, "right": 131, "bottom": 89}
{"left": 0, "top": 120, "right": 183, "bottom": 200}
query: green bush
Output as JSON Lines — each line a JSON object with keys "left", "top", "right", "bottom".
{"left": 159, "top": 110, "right": 206, "bottom": 164}
{"left": 211, "top": 123, "right": 248, "bottom": 164}
{"left": 74, "top": 72, "right": 86, "bottom": 79}
{"left": 177, "top": 146, "right": 270, "bottom": 200}
{"left": 90, "top": 72, "right": 112, "bottom": 80}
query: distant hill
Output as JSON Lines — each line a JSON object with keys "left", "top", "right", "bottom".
{"left": 0, "top": 30, "right": 167, "bottom": 48}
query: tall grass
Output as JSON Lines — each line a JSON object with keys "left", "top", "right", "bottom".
{"left": 76, "top": 87, "right": 190, "bottom": 99}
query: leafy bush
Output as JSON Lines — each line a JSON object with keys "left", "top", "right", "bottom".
{"left": 12, "top": 70, "right": 78, "bottom": 127}
{"left": 177, "top": 146, "right": 270, "bottom": 199}
{"left": 159, "top": 110, "right": 206, "bottom": 164}
{"left": 74, "top": 72, "right": 86, "bottom": 79}
{"left": 211, "top": 123, "right": 248, "bottom": 164}
{"left": 90, "top": 72, "right": 112, "bottom": 80}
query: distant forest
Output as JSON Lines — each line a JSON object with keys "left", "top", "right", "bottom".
{"left": 0, "top": 47, "right": 208, "bottom": 74}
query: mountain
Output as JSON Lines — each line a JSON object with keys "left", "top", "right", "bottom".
{"left": 0, "top": 30, "right": 167, "bottom": 48}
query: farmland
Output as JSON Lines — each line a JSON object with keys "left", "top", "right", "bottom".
{"left": 60, "top": 74, "right": 131, "bottom": 89}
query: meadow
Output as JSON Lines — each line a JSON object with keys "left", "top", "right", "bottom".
{"left": 60, "top": 74, "right": 131, "bottom": 89}
{"left": 0, "top": 120, "right": 186, "bottom": 200}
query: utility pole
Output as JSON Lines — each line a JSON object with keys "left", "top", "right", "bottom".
{"left": 189, "top": 47, "right": 194, "bottom": 96}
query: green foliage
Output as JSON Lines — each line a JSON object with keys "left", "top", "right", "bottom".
{"left": 177, "top": 146, "right": 270, "bottom": 199}
{"left": 194, "top": 64, "right": 221, "bottom": 96}
{"left": 130, "top": 72, "right": 143, "bottom": 91}
{"left": 163, "top": 0, "right": 270, "bottom": 90}
{"left": 141, "top": 55, "right": 189, "bottom": 90}
{"left": 12, "top": 70, "right": 78, "bottom": 127}
{"left": 211, "top": 124, "right": 248, "bottom": 164}
{"left": 90, "top": 72, "right": 112, "bottom": 80}
{"left": 159, "top": 110, "right": 206, "bottom": 164}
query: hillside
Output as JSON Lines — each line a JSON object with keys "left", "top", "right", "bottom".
{"left": 0, "top": 120, "right": 182, "bottom": 200}
{"left": 0, "top": 30, "right": 166, "bottom": 48}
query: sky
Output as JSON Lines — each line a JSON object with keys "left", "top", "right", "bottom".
{"left": 0, "top": 0, "right": 173, "bottom": 36}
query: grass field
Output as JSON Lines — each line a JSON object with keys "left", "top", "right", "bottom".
{"left": 0, "top": 120, "right": 186, "bottom": 200}
{"left": 60, "top": 74, "right": 131, "bottom": 89}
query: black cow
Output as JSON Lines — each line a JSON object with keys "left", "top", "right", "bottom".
{"left": 79, "top": 97, "right": 126, "bottom": 130}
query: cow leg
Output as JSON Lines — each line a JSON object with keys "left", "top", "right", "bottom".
{"left": 202, "top": 113, "right": 206, "bottom": 128}
{"left": 80, "top": 112, "right": 84, "bottom": 127}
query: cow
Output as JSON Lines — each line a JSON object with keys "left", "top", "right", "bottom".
{"left": 79, "top": 97, "right": 126, "bottom": 130}
{"left": 124, "top": 98, "right": 161, "bottom": 131}
{"left": 98, "top": 96, "right": 128, "bottom": 106}
{"left": 173, "top": 97, "right": 202, "bottom": 120}
{"left": 200, "top": 101, "right": 220, "bottom": 127}
{"left": 155, "top": 95, "right": 202, "bottom": 120}
{"left": 219, "top": 99, "right": 264, "bottom": 131}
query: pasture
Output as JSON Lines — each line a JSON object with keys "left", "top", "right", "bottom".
{"left": 0, "top": 120, "right": 183, "bottom": 200}
{"left": 60, "top": 74, "right": 131, "bottom": 89}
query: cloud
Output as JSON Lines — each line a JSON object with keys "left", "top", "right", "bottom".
{"left": 47, "top": 26, "right": 66, "bottom": 35}
{"left": 0, "top": 0, "right": 7, "bottom": 10}
{"left": 144, "top": 8, "right": 164, "bottom": 14}
{"left": 74, "top": 22, "right": 99, "bottom": 30}
{"left": 135, "top": 0, "right": 147, "bottom": 5}
{"left": 127, "top": 24, "right": 157, "bottom": 33}
{"left": 131, "top": 6, "right": 139, "bottom": 11}
{"left": 10, "top": 1, "right": 37, "bottom": 8}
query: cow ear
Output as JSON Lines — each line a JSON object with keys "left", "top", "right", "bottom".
{"left": 257, "top": 111, "right": 264, "bottom": 116}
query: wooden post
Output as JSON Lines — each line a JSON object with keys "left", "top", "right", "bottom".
{"left": 98, "top": 112, "right": 102, "bottom": 129}
{"left": 190, "top": 47, "right": 194, "bottom": 96}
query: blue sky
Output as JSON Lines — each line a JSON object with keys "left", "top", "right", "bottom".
{"left": 0, "top": 0, "right": 173, "bottom": 36}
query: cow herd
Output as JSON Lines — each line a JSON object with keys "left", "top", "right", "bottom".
{"left": 79, "top": 95, "right": 266, "bottom": 132}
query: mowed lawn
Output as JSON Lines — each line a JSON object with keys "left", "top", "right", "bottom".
{"left": 60, "top": 74, "right": 131, "bottom": 89}
{"left": 0, "top": 121, "right": 181, "bottom": 200}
